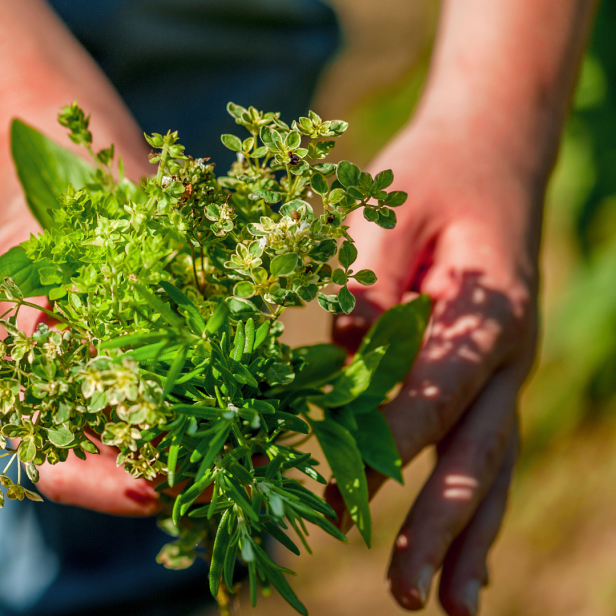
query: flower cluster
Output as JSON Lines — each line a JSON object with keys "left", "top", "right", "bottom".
{"left": 0, "top": 102, "right": 430, "bottom": 616}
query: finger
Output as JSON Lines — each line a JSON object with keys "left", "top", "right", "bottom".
{"left": 36, "top": 437, "right": 161, "bottom": 516}
{"left": 438, "top": 427, "right": 518, "bottom": 616}
{"left": 326, "top": 275, "right": 518, "bottom": 529}
{"left": 387, "top": 365, "right": 520, "bottom": 610}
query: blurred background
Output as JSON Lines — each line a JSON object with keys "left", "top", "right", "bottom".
{"left": 232, "top": 0, "right": 616, "bottom": 614}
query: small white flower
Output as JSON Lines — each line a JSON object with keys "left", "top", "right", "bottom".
{"left": 307, "top": 190, "right": 313, "bottom": 198}
{"left": 236, "top": 152, "right": 245, "bottom": 163}
{"left": 161, "top": 175, "right": 173, "bottom": 188}
{"left": 258, "top": 236, "right": 268, "bottom": 249}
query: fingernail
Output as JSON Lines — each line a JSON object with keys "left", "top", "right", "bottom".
{"left": 462, "top": 580, "right": 481, "bottom": 616}
{"left": 416, "top": 564, "right": 434, "bottom": 605}
{"left": 340, "top": 509, "right": 353, "bottom": 534}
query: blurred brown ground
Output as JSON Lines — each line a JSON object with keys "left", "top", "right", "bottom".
{"left": 204, "top": 1, "right": 616, "bottom": 614}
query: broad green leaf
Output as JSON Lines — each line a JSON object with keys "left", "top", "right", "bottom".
{"left": 0, "top": 246, "right": 56, "bottom": 297}
{"left": 310, "top": 417, "right": 371, "bottom": 547}
{"left": 46, "top": 425, "right": 74, "bottom": 447}
{"left": 220, "top": 134, "right": 242, "bottom": 152}
{"left": 384, "top": 190, "right": 408, "bottom": 207}
{"left": 310, "top": 173, "right": 328, "bottom": 195}
{"left": 288, "top": 343, "right": 346, "bottom": 389}
{"left": 374, "top": 169, "right": 394, "bottom": 190}
{"left": 338, "top": 286, "right": 356, "bottom": 315}
{"left": 233, "top": 281, "right": 255, "bottom": 299}
{"left": 358, "top": 296, "right": 432, "bottom": 397}
{"left": 336, "top": 160, "right": 361, "bottom": 189}
{"left": 18, "top": 439, "right": 36, "bottom": 463}
{"left": 353, "top": 269, "right": 377, "bottom": 286}
{"left": 351, "top": 408, "right": 403, "bottom": 483}
{"left": 270, "top": 253, "right": 299, "bottom": 278}
{"left": 11, "top": 119, "right": 95, "bottom": 231}
{"left": 338, "top": 241, "right": 357, "bottom": 268}
{"left": 265, "top": 361, "right": 295, "bottom": 386}
{"left": 318, "top": 346, "right": 386, "bottom": 408}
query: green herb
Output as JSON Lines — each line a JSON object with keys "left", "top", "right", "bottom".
{"left": 0, "top": 101, "right": 431, "bottom": 614}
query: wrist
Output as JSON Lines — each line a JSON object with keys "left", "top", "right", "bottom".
{"left": 407, "top": 91, "right": 558, "bottom": 195}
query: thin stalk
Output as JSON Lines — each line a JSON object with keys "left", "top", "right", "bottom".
{"left": 216, "top": 580, "right": 232, "bottom": 616}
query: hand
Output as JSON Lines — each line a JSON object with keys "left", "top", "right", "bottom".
{"left": 329, "top": 118, "right": 540, "bottom": 615}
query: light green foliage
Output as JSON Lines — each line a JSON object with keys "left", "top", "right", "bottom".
{"left": 0, "top": 102, "right": 430, "bottom": 614}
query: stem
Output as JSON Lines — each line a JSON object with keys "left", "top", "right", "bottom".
{"left": 190, "top": 246, "right": 202, "bottom": 295}
{"left": 216, "top": 581, "right": 232, "bottom": 616}
{"left": 2, "top": 453, "right": 16, "bottom": 475}
{"left": 156, "top": 143, "right": 170, "bottom": 184}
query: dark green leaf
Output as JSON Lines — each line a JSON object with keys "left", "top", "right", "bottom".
{"left": 265, "top": 411, "right": 310, "bottom": 435}
{"left": 167, "top": 436, "right": 181, "bottom": 487}
{"left": 163, "top": 346, "right": 188, "bottom": 398}
{"left": 262, "top": 561, "right": 307, "bottom": 616}
{"left": 353, "top": 269, "right": 377, "bottom": 286}
{"left": 357, "top": 296, "right": 432, "bottom": 396}
{"left": 310, "top": 418, "right": 371, "bottom": 547}
{"left": 253, "top": 321, "right": 270, "bottom": 349}
{"left": 352, "top": 409, "right": 403, "bottom": 484}
{"left": 209, "top": 508, "right": 232, "bottom": 596}
{"left": 263, "top": 521, "right": 300, "bottom": 556}
{"left": 319, "top": 346, "right": 386, "bottom": 408}
{"left": 271, "top": 253, "right": 299, "bottom": 278}
{"left": 289, "top": 344, "right": 346, "bottom": 389}
{"left": 266, "top": 361, "right": 295, "bottom": 386}
{"left": 11, "top": 119, "right": 94, "bottom": 231}
{"left": 374, "top": 169, "right": 394, "bottom": 190}
{"left": 0, "top": 247, "right": 56, "bottom": 298}
{"left": 384, "top": 190, "right": 408, "bottom": 207}
{"left": 233, "top": 363, "right": 258, "bottom": 388}
{"left": 338, "top": 241, "right": 357, "bottom": 269}
{"left": 336, "top": 160, "right": 361, "bottom": 189}
{"left": 338, "top": 286, "right": 355, "bottom": 314}
{"left": 310, "top": 173, "right": 328, "bottom": 195}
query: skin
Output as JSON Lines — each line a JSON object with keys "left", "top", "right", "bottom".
{"left": 0, "top": 0, "right": 598, "bottom": 613}
{"left": 330, "top": 0, "right": 598, "bottom": 614}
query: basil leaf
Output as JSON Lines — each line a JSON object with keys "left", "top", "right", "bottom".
{"left": 357, "top": 296, "right": 432, "bottom": 397}
{"left": 310, "top": 417, "right": 371, "bottom": 547}
{"left": 0, "top": 246, "right": 56, "bottom": 298}
{"left": 351, "top": 408, "right": 403, "bottom": 484}
{"left": 318, "top": 346, "right": 386, "bottom": 408}
{"left": 288, "top": 343, "right": 346, "bottom": 389}
{"left": 11, "top": 119, "right": 95, "bottom": 231}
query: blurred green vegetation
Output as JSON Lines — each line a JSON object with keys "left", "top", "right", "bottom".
{"left": 522, "top": 0, "right": 616, "bottom": 464}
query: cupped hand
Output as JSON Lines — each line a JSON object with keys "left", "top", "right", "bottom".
{"left": 329, "top": 118, "right": 541, "bottom": 615}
